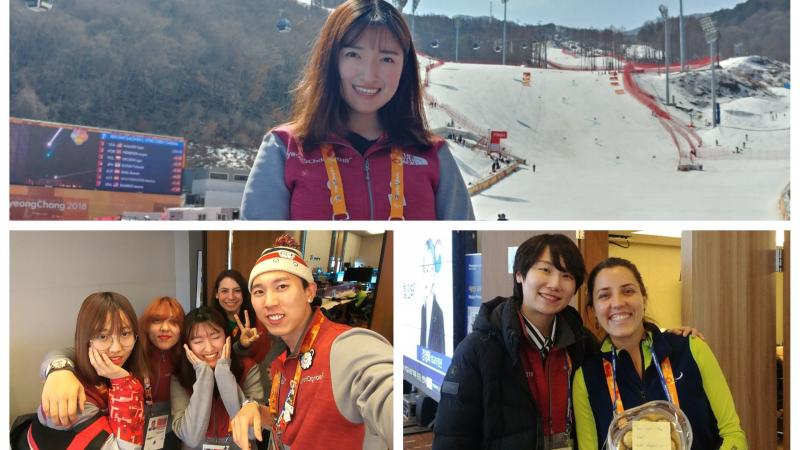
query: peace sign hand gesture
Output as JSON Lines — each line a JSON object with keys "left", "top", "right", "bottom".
{"left": 234, "top": 310, "right": 261, "bottom": 349}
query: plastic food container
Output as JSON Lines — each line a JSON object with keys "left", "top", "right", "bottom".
{"left": 605, "top": 400, "right": 692, "bottom": 450}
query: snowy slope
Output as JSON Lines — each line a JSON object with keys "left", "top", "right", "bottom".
{"left": 423, "top": 54, "right": 789, "bottom": 220}
{"left": 546, "top": 45, "right": 621, "bottom": 70}
{"left": 635, "top": 59, "right": 790, "bottom": 163}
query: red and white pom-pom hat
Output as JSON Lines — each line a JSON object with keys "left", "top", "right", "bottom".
{"left": 249, "top": 234, "right": 314, "bottom": 290}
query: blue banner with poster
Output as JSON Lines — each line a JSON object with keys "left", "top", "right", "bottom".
{"left": 465, "top": 253, "right": 482, "bottom": 334}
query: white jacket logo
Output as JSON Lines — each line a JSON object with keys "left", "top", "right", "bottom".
{"left": 301, "top": 374, "right": 324, "bottom": 384}
{"left": 278, "top": 250, "right": 296, "bottom": 259}
{"left": 403, "top": 154, "right": 428, "bottom": 166}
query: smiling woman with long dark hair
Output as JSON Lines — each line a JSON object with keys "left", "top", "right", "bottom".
{"left": 241, "top": 0, "right": 473, "bottom": 220}
{"left": 572, "top": 257, "right": 747, "bottom": 450}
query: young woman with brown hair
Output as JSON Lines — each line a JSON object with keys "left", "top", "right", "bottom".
{"left": 240, "top": 0, "right": 473, "bottom": 220}
{"left": 37, "top": 292, "right": 148, "bottom": 449}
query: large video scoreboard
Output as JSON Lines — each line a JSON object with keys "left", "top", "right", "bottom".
{"left": 11, "top": 118, "right": 184, "bottom": 195}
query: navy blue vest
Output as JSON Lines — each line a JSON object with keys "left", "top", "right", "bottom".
{"left": 580, "top": 328, "right": 721, "bottom": 450}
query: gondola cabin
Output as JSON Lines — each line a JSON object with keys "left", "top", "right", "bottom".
{"left": 276, "top": 17, "right": 292, "bottom": 33}
{"left": 26, "top": 0, "right": 53, "bottom": 11}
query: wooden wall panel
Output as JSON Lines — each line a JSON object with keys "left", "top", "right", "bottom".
{"left": 579, "top": 231, "right": 609, "bottom": 340}
{"left": 230, "top": 231, "right": 298, "bottom": 280}
{"left": 681, "top": 231, "right": 776, "bottom": 450}
{"left": 330, "top": 231, "right": 347, "bottom": 272}
{"left": 204, "top": 231, "right": 230, "bottom": 307}
{"left": 371, "top": 231, "right": 393, "bottom": 344}
{"left": 783, "top": 231, "right": 789, "bottom": 449}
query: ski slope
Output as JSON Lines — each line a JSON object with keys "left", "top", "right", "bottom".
{"left": 422, "top": 53, "right": 789, "bottom": 220}
{"left": 546, "top": 46, "right": 621, "bottom": 70}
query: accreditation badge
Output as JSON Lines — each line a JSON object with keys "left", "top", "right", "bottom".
{"left": 545, "top": 432, "right": 573, "bottom": 450}
{"left": 143, "top": 399, "right": 172, "bottom": 450}
{"left": 143, "top": 414, "right": 168, "bottom": 450}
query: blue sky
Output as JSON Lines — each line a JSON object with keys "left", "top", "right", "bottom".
{"left": 409, "top": 0, "right": 745, "bottom": 30}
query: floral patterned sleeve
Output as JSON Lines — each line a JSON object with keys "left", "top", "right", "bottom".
{"left": 108, "top": 375, "right": 145, "bottom": 446}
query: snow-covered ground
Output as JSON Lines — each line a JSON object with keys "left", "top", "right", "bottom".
{"left": 294, "top": 0, "right": 333, "bottom": 11}
{"left": 186, "top": 143, "right": 255, "bottom": 170}
{"left": 546, "top": 45, "right": 622, "bottom": 70}
{"left": 423, "top": 52, "right": 789, "bottom": 220}
{"left": 635, "top": 56, "right": 790, "bottom": 163}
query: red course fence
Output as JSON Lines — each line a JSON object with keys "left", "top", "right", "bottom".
{"left": 623, "top": 63, "right": 703, "bottom": 162}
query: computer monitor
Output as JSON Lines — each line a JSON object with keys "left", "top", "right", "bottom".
{"left": 343, "top": 267, "right": 373, "bottom": 283}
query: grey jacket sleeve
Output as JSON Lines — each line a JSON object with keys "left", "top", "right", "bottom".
{"left": 170, "top": 364, "right": 214, "bottom": 448}
{"left": 240, "top": 364, "right": 265, "bottom": 404}
{"left": 40, "top": 347, "right": 77, "bottom": 380}
{"left": 38, "top": 402, "right": 141, "bottom": 450}
{"left": 257, "top": 339, "right": 287, "bottom": 400}
{"left": 38, "top": 401, "right": 99, "bottom": 430}
{"left": 240, "top": 132, "right": 291, "bottom": 220}
{"left": 329, "top": 328, "right": 393, "bottom": 450}
{"left": 214, "top": 359, "right": 264, "bottom": 418}
{"left": 435, "top": 141, "right": 475, "bottom": 220}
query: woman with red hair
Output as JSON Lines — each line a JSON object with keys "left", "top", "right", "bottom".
{"left": 139, "top": 296, "right": 185, "bottom": 449}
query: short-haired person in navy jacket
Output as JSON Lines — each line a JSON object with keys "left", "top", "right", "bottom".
{"left": 432, "top": 234, "right": 598, "bottom": 450}
{"left": 572, "top": 257, "right": 747, "bottom": 450}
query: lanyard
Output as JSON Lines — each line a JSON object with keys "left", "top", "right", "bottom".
{"left": 321, "top": 144, "right": 405, "bottom": 220}
{"left": 602, "top": 341, "right": 680, "bottom": 416}
{"left": 321, "top": 145, "right": 349, "bottom": 220}
{"left": 651, "top": 345, "right": 680, "bottom": 407}
{"left": 143, "top": 376, "right": 153, "bottom": 406}
{"left": 388, "top": 148, "right": 405, "bottom": 220}
{"left": 564, "top": 353, "right": 573, "bottom": 436}
{"left": 268, "top": 313, "right": 326, "bottom": 443}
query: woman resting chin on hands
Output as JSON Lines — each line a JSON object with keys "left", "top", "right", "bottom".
{"left": 170, "top": 307, "right": 263, "bottom": 450}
